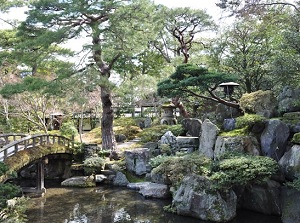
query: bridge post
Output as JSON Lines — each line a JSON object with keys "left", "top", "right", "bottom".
{"left": 36, "top": 159, "right": 46, "bottom": 194}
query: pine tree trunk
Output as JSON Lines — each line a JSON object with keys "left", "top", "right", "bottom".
{"left": 100, "top": 87, "right": 116, "bottom": 150}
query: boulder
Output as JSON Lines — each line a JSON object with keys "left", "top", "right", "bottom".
{"left": 61, "top": 176, "right": 96, "bottom": 187}
{"left": 181, "top": 118, "right": 202, "bottom": 137}
{"left": 239, "top": 90, "right": 278, "bottom": 118}
{"left": 128, "top": 182, "right": 170, "bottom": 199}
{"left": 127, "top": 182, "right": 151, "bottom": 190}
{"left": 94, "top": 174, "right": 107, "bottom": 183}
{"left": 260, "top": 119, "right": 290, "bottom": 161}
{"left": 125, "top": 148, "right": 150, "bottom": 176}
{"left": 139, "top": 183, "right": 170, "bottom": 199}
{"left": 240, "top": 180, "right": 281, "bottom": 215}
{"left": 223, "top": 118, "right": 236, "bottom": 131}
{"left": 173, "top": 175, "right": 237, "bottom": 222}
{"left": 279, "top": 145, "right": 300, "bottom": 180}
{"left": 214, "top": 136, "right": 260, "bottom": 159}
{"left": 278, "top": 86, "right": 300, "bottom": 114}
{"left": 159, "top": 131, "right": 180, "bottom": 152}
{"left": 281, "top": 187, "right": 300, "bottom": 223}
{"left": 199, "top": 119, "right": 220, "bottom": 158}
{"left": 176, "top": 136, "right": 199, "bottom": 152}
{"left": 113, "top": 171, "right": 129, "bottom": 187}
{"left": 215, "top": 104, "right": 241, "bottom": 123}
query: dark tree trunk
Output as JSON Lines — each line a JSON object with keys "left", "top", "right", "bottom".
{"left": 101, "top": 87, "right": 116, "bottom": 150}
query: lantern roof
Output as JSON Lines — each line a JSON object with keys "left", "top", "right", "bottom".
{"left": 219, "top": 82, "right": 239, "bottom": 87}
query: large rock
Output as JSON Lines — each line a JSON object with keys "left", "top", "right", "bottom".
{"left": 240, "top": 180, "right": 281, "bottom": 215}
{"left": 199, "top": 119, "right": 220, "bottom": 158}
{"left": 240, "top": 90, "right": 278, "bottom": 118}
{"left": 176, "top": 136, "right": 199, "bottom": 152}
{"left": 181, "top": 118, "right": 202, "bottom": 137}
{"left": 281, "top": 187, "right": 300, "bottom": 223}
{"left": 214, "top": 136, "right": 261, "bottom": 159}
{"left": 279, "top": 145, "right": 300, "bottom": 180}
{"left": 278, "top": 86, "right": 300, "bottom": 114}
{"left": 61, "top": 176, "right": 96, "bottom": 187}
{"left": 124, "top": 148, "right": 150, "bottom": 176}
{"left": 159, "top": 131, "right": 180, "bottom": 152}
{"left": 173, "top": 175, "right": 237, "bottom": 222}
{"left": 260, "top": 119, "right": 290, "bottom": 161}
{"left": 113, "top": 171, "right": 129, "bottom": 187}
{"left": 127, "top": 182, "right": 170, "bottom": 199}
{"left": 139, "top": 183, "right": 170, "bottom": 199}
{"left": 215, "top": 104, "right": 241, "bottom": 123}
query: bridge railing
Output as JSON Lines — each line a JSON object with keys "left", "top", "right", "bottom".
{"left": 0, "top": 133, "right": 29, "bottom": 148}
{"left": 0, "top": 134, "right": 74, "bottom": 162}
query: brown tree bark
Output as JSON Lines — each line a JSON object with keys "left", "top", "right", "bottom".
{"left": 172, "top": 97, "right": 190, "bottom": 118}
{"left": 100, "top": 87, "right": 116, "bottom": 150}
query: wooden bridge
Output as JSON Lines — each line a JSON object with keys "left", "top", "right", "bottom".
{"left": 0, "top": 133, "right": 75, "bottom": 194}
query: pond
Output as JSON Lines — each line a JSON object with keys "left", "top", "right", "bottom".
{"left": 25, "top": 186, "right": 283, "bottom": 223}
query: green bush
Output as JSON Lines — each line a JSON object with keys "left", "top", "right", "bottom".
{"left": 113, "top": 117, "right": 142, "bottom": 140}
{"left": 236, "top": 113, "right": 266, "bottom": 130}
{"left": 286, "top": 177, "right": 300, "bottom": 191}
{"left": 60, "top": 121, "right": 78, "bottom": 138}
{"left": 0, "top": 183, "right": 22, "bottom": 208}
{"left": 0, "top": 162, "right": 9, "bottom": 176}
{"left": 151, "top": 152, "right": 279, "bottom": 192}
{"left": 83, "top": 157, "right": 106, "bottom": 175}
{"left": 0, "top": 197, "right": 28, "bottom": 222}
{"left": 151, "top": 153, "right": 211, "bottom": 188}
{"left": 138, "top": 124, "right": 184, "bottom": 143}
{"left": 114, "top": 117, "right": 138, "bottom": 127}
{"left": 292, "top": 133, "right": 300, "bottom": 144}
{"left": 210, "top": 153, "right": 279, "bottom": 191}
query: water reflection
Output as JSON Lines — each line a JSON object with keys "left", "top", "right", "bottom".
{"left": 26, "top": 186, "right": 282, "bottom": 223}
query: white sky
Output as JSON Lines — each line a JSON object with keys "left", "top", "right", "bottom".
{"left": 153, "top": 0, "right": 226, "bottom": 22}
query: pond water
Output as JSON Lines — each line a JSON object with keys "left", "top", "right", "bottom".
{"left": 25, "top": 186, "right": 283, "bottom": 223}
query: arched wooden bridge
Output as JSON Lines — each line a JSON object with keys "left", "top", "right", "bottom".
{"left": 0, "top": 133, "right": 75, "bottom": 193}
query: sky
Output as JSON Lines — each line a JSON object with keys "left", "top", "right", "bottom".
{"left": 0, "top": 0, "right": 226, "bottom": 29}
{"left": 153, "top": 0, "right": 226, "bottom": 22}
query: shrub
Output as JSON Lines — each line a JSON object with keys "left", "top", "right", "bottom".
{"left": 113, "top": 117, "right": 142, "bottom": 140}
{"left": 286, "top": 177, "right": 300, "bottom": 191}
{"left": 151, "top": 153, "right": 211, "bottom": 188}
{"left": 292, "top": 133, "right": 300, "bottom": 144}
{"left": 0, "top": 197, "right": 28, "bottom": 222}
{"left": 60, "top": 121, "right": 78, "bottom": 138}
{"left": 209, "top": 153, "right": 279, "bottom": 191}
{"left": 235, "top": 113, "right": 266, "bottom": 130}
{"left": 0, "top": 162, "right": 9, "bottom": 176}
{"left": 0, "top": 183, "right": 22, "bottom": 208}
{"left": 83, "top": 157, "right": 106, "bottom": 175}
{"left": 138, "top": 124, "right": 184, "bottom": 143}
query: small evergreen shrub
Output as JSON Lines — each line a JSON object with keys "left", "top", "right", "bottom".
{"left": 60, "top": 121, "right": 78, "bottom": 138}
{"left": 151, "top": 153, "right": 211, "bottom": 188}
{"left": 0, "top": 162, "right": 9, "bottom": 176}
{"left": 0, "top": 183, "right": 22, "bottom": 208}
{"left": 113, "top": 117, "right": 142, "bottom": 140}
{"left": 210, "top": 153, "right": 279, "bottom": 191}
{"left": 286, "top": 177, "right": 300, "bottom": 191}
{"left": 83, "top": 157, "right": 106, "bottom": 175}
{"left": 292, "top": 133, "right": 300, "bottom": 144}
{"left": 235, "top": 113, "right": 266, "bottom": 130}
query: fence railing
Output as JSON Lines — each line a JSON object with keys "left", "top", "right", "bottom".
{"left": 0, "top": 134, "right": 74, "bottom": 162}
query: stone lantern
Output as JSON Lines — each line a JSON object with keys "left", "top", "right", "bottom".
{"left": 160, "top": 103, "right": 177, "bottom": 125}
{"left": 219, "top": 82, "right": 239, "bottom": 98}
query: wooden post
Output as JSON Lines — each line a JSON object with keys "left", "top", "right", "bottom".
{"left": 36, "top": 160, "right": 46, "bottom": 194}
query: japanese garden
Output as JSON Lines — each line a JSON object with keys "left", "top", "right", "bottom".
{"left": 0, "top": 0, "right": 299, "bottom": 223}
